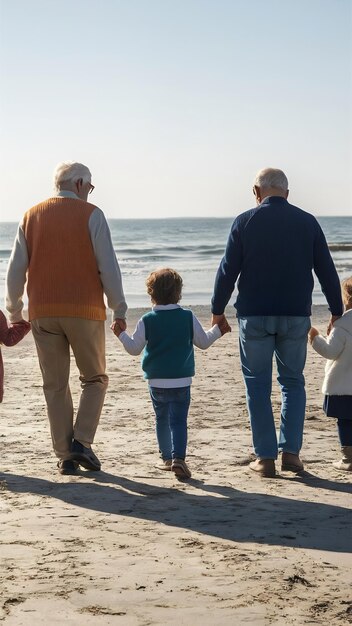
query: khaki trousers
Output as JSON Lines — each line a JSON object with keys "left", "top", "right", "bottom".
{"left": 31, "top": 317, "right": 108, "bottom": 460}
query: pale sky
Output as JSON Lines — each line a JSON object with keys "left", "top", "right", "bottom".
{"left": 0, "top": 0, "right": 351, "bottom": 220}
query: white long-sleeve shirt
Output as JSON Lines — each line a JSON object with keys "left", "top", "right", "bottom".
{"left": 5, "top": 191, "right": 127, "bottom": 322}
{"left": 118, "top": 303, "right": 222, "bottom": 388}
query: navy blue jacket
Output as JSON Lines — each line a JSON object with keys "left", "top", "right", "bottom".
{"left": 211, "top": 196, "right": 343, "bottom": 317}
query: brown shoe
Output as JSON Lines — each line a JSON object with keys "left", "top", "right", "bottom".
{"left": 157, "top": 459, "right": 172, "bottom": 471}
{"left": 57, "top": 460, "right": 78, "bottom": 475}
{"left": 249, "top": 458, "right": 276, "bottom": 478}
{"left": 172, "top": 458, "right": 192, "bottom": 479}
{"left": 281, "top": 452, "right": 304, "bottom": 473}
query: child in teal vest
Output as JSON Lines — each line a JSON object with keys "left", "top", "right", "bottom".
{"left": 112, "top": 267, "right": 230, "bottom": 478}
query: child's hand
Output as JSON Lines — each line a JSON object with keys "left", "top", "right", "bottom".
{"left": 110, "top": 324, "right": 122, "bottom": 337}
{"left": 110, "top": 318, "right": 126, "bottom": 337}
{"left": 1, "top": 318, "right": 31, "bottom": 346}
{"left": 308, "top": 327, "right": 319, "bottom": 343}
{"left": 218, "top": 316, "right": 231, "bottom": 336}
{"left": 12, "top": 320, "right": 31, "bottom": 331}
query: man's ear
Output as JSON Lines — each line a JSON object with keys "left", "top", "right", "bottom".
{"left": 286, "top": 189, "right": 289, "bottom": 199}
{"left": 253, "top": 185, "right": 261, "bottom": 203}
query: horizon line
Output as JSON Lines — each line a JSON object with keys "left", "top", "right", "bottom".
{"left": 0, "top": 214, "right": 351, "bottom": 224}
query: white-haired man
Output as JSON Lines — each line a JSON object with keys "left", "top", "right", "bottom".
{"left": 211, "top": 168, "right": 343, "bottom": 477}
{"left": 6, "top": 161, "right": 127, "bottom": 475}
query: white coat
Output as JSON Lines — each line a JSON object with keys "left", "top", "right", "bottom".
{"left": 312, "top": 309, "right": 352, "bottom": 395}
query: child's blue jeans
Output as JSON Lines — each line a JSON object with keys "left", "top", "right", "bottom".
{"left": 149, "top": 386, "right": 191, "bottom": 460}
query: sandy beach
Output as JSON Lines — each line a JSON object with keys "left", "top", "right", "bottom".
{"left": 1, "top": 304, "right": 351, "bottom": 625}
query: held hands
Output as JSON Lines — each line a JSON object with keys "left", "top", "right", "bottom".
{"left": 12, "top": 320, "right": 31, "bottom": 330}
{"left": 309, "top": 314, "right": 341, "bottom": 343}
{"left": 218, "top": 317, "right": 231, "bottom": 336}
{"left": 110, "top": 318, "right": 127, "bottom": 337}
{"left": 212, "top": 314, "right": 231, "bottom": 336}
{"left": 327, "top": 315, "right": 341, "bottom": 336}
{"left": 308, "top": 327, "right": 319, "bottom": 344}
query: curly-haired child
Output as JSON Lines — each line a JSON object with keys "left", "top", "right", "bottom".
{"left": 111, "top": 268, "right": 230, "bottom": 478}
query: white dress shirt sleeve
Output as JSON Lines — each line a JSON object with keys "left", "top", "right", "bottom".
{"left": 89, "top": 208, "right": 127, "bottom": 320}
{"left": 192, "top": 314, "right": 221, "bottom": 349}
{"left": 5, "top": 224, "right": 29, "bottom": 323}
{"left": 118, "top": 319, "right": 146, "bottom": 355}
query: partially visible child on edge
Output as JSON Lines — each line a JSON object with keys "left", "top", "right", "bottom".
{"left": 111, "top": 268, "right": 231, "bottom": 479}
{"left": 309, "top": 277, "right": 352, "bottom": 472}
{"left": 0, "top": 311, "right": 31, "bottom": 403}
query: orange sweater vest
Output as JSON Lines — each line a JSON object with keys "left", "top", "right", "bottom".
{"left": 23, "top": 197, "right": 106, "bottom": 321}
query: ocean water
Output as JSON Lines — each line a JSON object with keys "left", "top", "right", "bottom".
{"left": 0, "top": 216, "right": 351, "bottom": 309}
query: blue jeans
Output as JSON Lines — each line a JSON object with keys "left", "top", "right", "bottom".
{"left": 238, "top": 316, "right": 311, "bottom": 459}
{"left": 149, "top": 386, "right": 191, "bottom": 460}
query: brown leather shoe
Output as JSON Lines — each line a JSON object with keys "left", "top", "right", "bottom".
{"left": 281, "top": 452, "right": 304, "bottom": 473}
{"left": 249, "top": 458, "right": 276, "bottom": 478}
{"left": 172, "top": 458, "right": 192, "bottom": 478}
{"left": 156, "top": 459, "right": 172, "bottom": 471}
{"left": 57, "top": 460, "right": 78, "bottom": 475}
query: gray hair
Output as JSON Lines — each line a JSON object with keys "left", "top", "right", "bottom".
{"left": 53, "top": 161, "right": 91, "bottom": 192}
{"left": 254, "top": 168, "right": 288, "bottom": 192}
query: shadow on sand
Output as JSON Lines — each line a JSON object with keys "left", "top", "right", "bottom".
{"left": 1, "top": 470, "right": 351, "bottom": 554}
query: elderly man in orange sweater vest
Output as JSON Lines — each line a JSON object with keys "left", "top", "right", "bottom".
{"left": 6, "top": 161, "right": 127, "bottom": 475}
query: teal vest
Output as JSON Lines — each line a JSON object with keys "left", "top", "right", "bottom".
{"left": 142, "top": 308, "right": 195, "bottom": 379}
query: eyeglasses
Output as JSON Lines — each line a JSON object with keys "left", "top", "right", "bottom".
{"left": 88, "top": 183, "right": 95, "bottom": 195}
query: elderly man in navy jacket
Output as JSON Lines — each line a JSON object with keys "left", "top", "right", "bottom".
{"left": 211, "top": 168, "right": 343, "bottom": 477}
